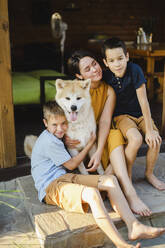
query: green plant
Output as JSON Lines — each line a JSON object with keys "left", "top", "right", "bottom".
{"left": 0, "top": 189, "right": 23, "bottom": 212}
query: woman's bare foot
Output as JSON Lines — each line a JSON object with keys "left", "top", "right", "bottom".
{"left": 127, "top": 194, "right": 152, "bottom": 216}
{"left": 146, "top": 173, "right": 165, "bottom": 190}
{"left": 128, "top": 221, "right": 165, "bottom": 241}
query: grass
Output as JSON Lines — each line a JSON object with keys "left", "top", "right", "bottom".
{"left": 0, "top": 189, "right": 24, "bottom": 212}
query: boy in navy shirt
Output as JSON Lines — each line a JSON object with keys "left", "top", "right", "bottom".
{"left": 102, "top": 37, "right": 165, "bottom": 190}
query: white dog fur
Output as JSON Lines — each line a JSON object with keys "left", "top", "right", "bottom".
{"left": 55, "top": 78, "right": 104, "bottom": 175}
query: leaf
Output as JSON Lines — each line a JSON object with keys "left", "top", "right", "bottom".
{"left": 0, "top": 200, "right": 21, "bottom": 212}
{"left": 0, "top": 189, "right": 20, "bottom": 193}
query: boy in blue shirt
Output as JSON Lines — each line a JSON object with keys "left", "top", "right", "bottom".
{"left": 102, "top": 37, "right": 165, "bottom": 191}
{"left": 31, "top": 100, "right": 165, "bottom": 248}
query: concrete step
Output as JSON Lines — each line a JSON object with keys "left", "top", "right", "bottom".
{"left": 16, "top": 154, "right": 165, "bottom": 248}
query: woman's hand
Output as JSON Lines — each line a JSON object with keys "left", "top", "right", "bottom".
{"left": 86, "top": 150, "right": 102, "bottom": 172}
{"left": 64, "top": 135, "right": 80, "bottom": 149}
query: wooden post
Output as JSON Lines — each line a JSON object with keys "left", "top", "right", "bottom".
{"left": 161, "top": 64, "right": 165, "bottom": 137}
{"left": 0, "top": 0, "right": 16, "bottom": 168}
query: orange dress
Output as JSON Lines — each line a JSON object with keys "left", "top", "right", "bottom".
{"left": 90, "top": 81, "right": 125, "bottom": 169}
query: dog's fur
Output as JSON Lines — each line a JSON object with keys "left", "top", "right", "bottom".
{"left": 24, "top": 79, "right": 104, "bottom": 175}
{"left": 55, "top": 79, "right": 104, "bottom": 175}
{"left": 24, "top": 135, "right": 38, "bottom": 158}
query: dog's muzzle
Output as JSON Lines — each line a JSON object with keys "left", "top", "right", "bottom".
{"left": 70, "top": 105, "right": 78, "bottom": 121}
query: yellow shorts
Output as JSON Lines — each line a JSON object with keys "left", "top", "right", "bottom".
{"left": 101, "top": 129, "right": 125, "bottom": 169}
{"left": 114, "top": 115, "right": 158, "bottom": 138}
{"left": 45, "top": 173, "right": 100, "bottom": 214}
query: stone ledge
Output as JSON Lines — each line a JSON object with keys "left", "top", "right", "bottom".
{"left": 17, "top": 175, "right": 124, "bottom": 248}
{"left": 16, "top": 154, "right": 165, "bottom": 248}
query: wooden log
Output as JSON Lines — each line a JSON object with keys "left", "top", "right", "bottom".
{"left": 0, "top": 0, "right": 16, "bottom": 168}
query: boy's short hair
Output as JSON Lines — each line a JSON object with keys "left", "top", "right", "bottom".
{"left": 43, "top": 101, "right": 65, "bottom": 120}
{"left": 101, "top": 37, "right": 127, "bottom": 58}
{"left": 68, "top": 50, "right": 97, "bottom": 76}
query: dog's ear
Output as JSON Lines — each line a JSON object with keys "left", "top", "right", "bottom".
{"left": 55, "top": 79, "right": 66, "bottom": 90}
{"left": 80, "top": 79, "right": 91, "bottom": 90}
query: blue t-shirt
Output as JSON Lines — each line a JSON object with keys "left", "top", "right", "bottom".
{"left": 103, "top": 62, "right": 147, "bottom": 118}
{"left": 31, "top": 130, "right": 71, "bottom": 202}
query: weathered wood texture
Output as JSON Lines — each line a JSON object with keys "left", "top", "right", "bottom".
{"left": 6, "top": 0, "right": 165, "bottom": 70}
{"left": 8, "top": 0, "right": 165, "bottom": 49}
{"left": 0, "top": 0, "right": 16, "bottom": 168}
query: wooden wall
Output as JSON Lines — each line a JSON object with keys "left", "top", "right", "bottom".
{"left": 8, "top": 0, "right": 165, "bottom": 70}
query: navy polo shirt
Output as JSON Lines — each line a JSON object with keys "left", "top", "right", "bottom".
{"left": 103, "top": 62, "right": 147, "bottom": 118}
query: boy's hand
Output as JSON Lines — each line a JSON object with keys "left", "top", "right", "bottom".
{"left": 145, "top": 130, "right": 162, "bottom": 148}
{"left": 64, "top": 135, "right": 80, "bottom": 149}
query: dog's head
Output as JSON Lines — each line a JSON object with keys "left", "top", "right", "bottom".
{"left": 55, "top": 79, "right": 91, "bottom": 122}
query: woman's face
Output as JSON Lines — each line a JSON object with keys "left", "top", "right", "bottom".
{"left": 77, "top": 56, "right": 102, "bottom": 82}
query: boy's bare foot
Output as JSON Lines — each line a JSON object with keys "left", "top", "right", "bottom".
{"left": 127, "top": 169, "right": 132, "bottom": 181}
{"left": 117, "top": 242, "right": 141, "bottom": 248}
{"left": 128, "top": 221, "right": 165, "bottom": 241}
{"left": 146, "top": 174, "right": 165, "bottom": 190}
{"left": 127, "top": 195, "right": 152, "bottom": 216}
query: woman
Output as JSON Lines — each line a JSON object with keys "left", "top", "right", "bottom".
{"left": 66, "top": 50, "right": 151, "bottom": 217}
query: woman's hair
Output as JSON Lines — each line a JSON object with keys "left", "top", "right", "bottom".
{"left": 43, "top": 101, "right": 65, "bottom": 120}
{"left": 67, "top": 50, "right": 97, "bottom": 76}
{"left": 101, "top": 37, "right": 127, "bottom": 58}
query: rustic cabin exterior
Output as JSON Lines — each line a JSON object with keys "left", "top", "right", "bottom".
{"left": 0, "top": 0, "right": 165, "bottom": 173}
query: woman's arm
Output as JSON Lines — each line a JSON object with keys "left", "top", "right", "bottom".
{"left": 87, "top": 86, "right": 116, "bottom": 171}
{"left": 97, "top": 86, "right": 116, "bottom": 154}
{"left": 136, "top": 83, "right": 162, "bottom": 148}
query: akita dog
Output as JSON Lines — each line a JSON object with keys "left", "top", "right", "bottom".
{"left": 55, "top": 78, "right": 104, "bottom": 175}
{"left": 24, "top": 78, "right": 104, "bottom": 175}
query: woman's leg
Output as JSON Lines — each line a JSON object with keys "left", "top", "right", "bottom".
{"left": 109, "top": 145, "right": 151, "bottom": 216}
{"left": 97, "top": 175, "right": 165, "bottom": 241}
{"left": 82, "top": 185, "right": 140, "bottom": 248}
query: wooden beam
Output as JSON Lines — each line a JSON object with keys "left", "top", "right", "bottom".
{"left": 0, "top": 0, "right": 16, "bottom": 168}
{"left": 161, "top": 64, "right": 165, "bottom": 137}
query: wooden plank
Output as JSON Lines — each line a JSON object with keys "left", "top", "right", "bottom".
{"left": 161, "top": 64, "right": 165, "bottom": 137}
{"left": 0, "top": 0, "right": 16, "bottom": 168}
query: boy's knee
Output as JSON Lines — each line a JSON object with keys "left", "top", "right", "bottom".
{"left": 134, "top": 135, "right": 143, "bottom": 147}
{"left": 126, "top": 130, "right": 143, "bottom": 147}
{"left": 99, "top": 175, "right": 118, "bottom": 189}
{"left": 82, "top": 186, "right": 100, "bottom": 203}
